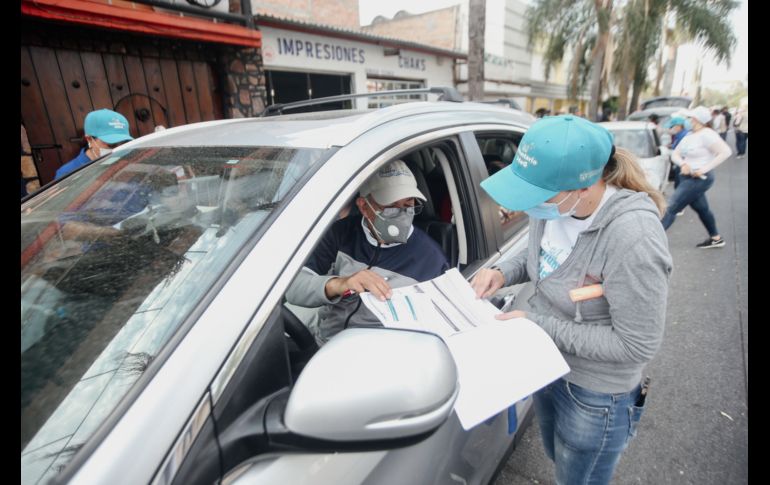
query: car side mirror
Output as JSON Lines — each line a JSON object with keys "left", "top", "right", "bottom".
{"left": 218, "top": 328, "right": 459, "bottom": 470}
{"left": 274, "top": 328, "right": 458, "bottom": 445}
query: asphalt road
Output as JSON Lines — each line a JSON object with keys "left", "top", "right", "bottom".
{"left": 495, "top": 132, "right": 749, "bottom": 485}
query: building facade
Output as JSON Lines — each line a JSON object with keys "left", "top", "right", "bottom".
{"left": 257, "top": 15, "right": 463, "bottom": 110}
{"left": 361, "top": 0, "right": 589, "bottom": 114}
{"left": 21, "top": 0, "right": 263, "bottom": 187}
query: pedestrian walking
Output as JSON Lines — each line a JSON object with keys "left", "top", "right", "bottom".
{"left": 711, "top": 108, "right": 728, "bottom": 141}
{"left": 471, "top": 115, "right": 672, "bottom": 485}
{"left": 55, "top": 109, "right": 134, "bottom": 180}
{"left": 660, "top": 106, "right": 732, "bottom": 248}
{"left": 664, "top": 116, "right": 691, "bottom": 190}
{"left": 721, "top": 106, "right": 732, "bottom": 129}
{"left": 733, "top": 106, "right": 748, "bottom": 158}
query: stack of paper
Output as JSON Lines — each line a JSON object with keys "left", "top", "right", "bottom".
{"left": 360, "top": 268, "right": 569, "bottom": 430}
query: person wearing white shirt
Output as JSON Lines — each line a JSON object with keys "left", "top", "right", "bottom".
{"left": 711, "top": 109, "right": 728, "bottom": 140}
{"left": 661, "top": 106, "right": 732, "bottom": 248}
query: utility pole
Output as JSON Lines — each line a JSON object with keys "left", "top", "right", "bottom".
{"left": 468, "top": 0, "right": 486, "bottom": 101}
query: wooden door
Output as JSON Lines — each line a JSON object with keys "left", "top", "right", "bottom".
{"left": 21, "top": 45, "right": 223, "bottom": 185}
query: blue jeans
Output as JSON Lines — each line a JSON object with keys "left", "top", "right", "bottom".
{"left": 661, "top": 172, "right": 719, "bottom": 237}
{"left": 534, "top": 378, "right": 644, "bottom": 485}
{"left": 735, "top": 131, "right": 748, "bottom": 155}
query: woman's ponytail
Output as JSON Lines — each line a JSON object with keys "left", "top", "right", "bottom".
{"left": 602, "top": 147, "right": 667, "bottom": 216}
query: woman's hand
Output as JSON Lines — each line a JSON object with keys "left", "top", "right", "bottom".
{"left": 471, "top": 268, "right": 506, "bottom": 298}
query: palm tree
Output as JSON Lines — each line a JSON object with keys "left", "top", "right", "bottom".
{"left": 527, "top": 0, "right": 614, "bottom": 120}
{"left": 613, "top": 0, "right": 667, "bottom": 119}
{"left": 529, "top": 0, "right": 738, "bottom": 119}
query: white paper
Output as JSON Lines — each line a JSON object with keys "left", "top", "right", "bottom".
{"left": 360, "top": 268, "right": 569, "bottom": 430}
{"left": 445, "top": 319, "right": 569, "bottom": 430}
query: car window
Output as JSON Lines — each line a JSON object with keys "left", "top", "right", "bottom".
{"left": 21, "top": 146, "right": 329, "bottom": 483}
{"left": 474, "top": 133, "right": 528, "bottom": 241}
{"left": 608, "top": 130, "right": 656, "bottom": 158}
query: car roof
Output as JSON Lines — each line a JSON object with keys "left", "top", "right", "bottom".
{"left": 627, "top": 106, "right": 683, "bottom": 118}
{"left": 600, "top": 121, "right": 655, "bottom": 130}
{"left": 640, "top": 95, "right": 692, "bottom": 108}
{"left": 117, "top": 102, "right": 534, "bottom": 150}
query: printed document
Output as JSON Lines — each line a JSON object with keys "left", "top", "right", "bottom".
{"left": 360, "top": 268, "right": 569, "bottom": 430}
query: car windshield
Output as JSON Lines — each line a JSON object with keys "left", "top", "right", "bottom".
{"left": 21, "top": 145, "right": 329, "bottom": 482}
{"left": 609, "top": 130, "right": 655, "bottom": 158}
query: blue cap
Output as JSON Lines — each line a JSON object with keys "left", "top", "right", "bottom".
{"left": 665, "top": 116, "right": 687, "bottom": 128}
{"left": 84, "top": 109, "right": 134, "bottom": 144}
{"left": 480, "top": 115, "right": 614, "bottom": 211}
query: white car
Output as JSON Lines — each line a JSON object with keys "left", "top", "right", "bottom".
{"left": 601, "top": 121, "right": 671, "bottom": 192}
{"left": 21, "top": 90, "right": 538, "bottom": 485}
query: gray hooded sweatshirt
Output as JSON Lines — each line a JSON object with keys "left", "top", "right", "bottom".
{"left": 497, "top": 189, "right": 673, "bottom": 394}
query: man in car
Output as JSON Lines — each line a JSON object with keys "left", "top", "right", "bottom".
{"left": 286, "top": 160, "right": 450, "bottom": 344}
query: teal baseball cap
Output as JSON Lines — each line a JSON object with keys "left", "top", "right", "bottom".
{"left": 665, "top": 116, "right": 687, "bottom": 128}
{"left": 480, "top": 115, "right": 614, "bottom": 211}
{"left": 84, "top": 109, "right": 134, "bottom": 144}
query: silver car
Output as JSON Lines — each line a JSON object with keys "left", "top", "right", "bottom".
{"left": 601, "top": 121, "right": 672, "bottom": 192}
{"left": 22, "top": 93, "right": 537, "bottom": 485}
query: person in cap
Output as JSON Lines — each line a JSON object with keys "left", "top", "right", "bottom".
{"left": 470, "top": 115, "right": 672, "bottom": 485}
{"left": 661, "top": 105, "right": 732, "bottom": 248}
{"left": 733, "top": 105, "right": 748, "bottom": 158}
{"left": 286, "top": 160, "right": 450, "bottom": 344}
{"left": 664, "top": 115, "right": 691, "bottom": 193}
{"left": 55, "top": 109, "right": 134, "bottom": 180}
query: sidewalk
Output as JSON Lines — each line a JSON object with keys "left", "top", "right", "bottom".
{"left": 496, "top": 134, "right": 748, "bottom": 484}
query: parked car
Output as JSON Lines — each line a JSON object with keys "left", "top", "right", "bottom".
{"left": 601, "top": 121, "right": 671, "bottom": 192}
{"left": 21, "top": 90, "right": 537, "bottom": 485}
{"left": 627, "top": 106, "right": 685, "bottom": 145}
{"left": 638, "top": 95, "right": 692, "bottom": 111}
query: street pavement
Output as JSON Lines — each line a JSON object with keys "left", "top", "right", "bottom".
{"left": 495, "top": 131, "right": 748, "bottom": 485}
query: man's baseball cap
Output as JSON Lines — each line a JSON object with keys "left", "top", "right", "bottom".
{"left": 480, "top": 115, "right": 614, "bottom": 211}
{"left": 665, "top": 116, "right": 687, "bottom": 128}
{"left": 679, "top": 106, "right": 712, "bottom": 125}
{"left": 84, "top": 109, "right": 134, "bottom": 144}
{"left": 359, "top": 160, "right": 426, "bottom": 205}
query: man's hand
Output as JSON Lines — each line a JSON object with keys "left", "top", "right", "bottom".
{"left": 325, "top": 269, "right": 392, "bottom": 301}
{"left": 471, "top": 268, "right": 505, "bottom": 299}
{"left": 680, "top": 163, "right": 692, "bottom": 176}
{"left": 495, "top": 310, "right": 527, "bottom": 320}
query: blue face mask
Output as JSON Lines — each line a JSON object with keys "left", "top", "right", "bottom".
{"left": 525, "top": 192, "right": 581, "bottom": 220}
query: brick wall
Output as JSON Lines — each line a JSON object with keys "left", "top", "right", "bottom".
{"left": 252, "top": 0, "right": 359, "bottom": 29}
{"left": 220, "top": 47, "right": 267, "bottom": 117}
{"left": 361, "top": 7, "right": 460, "bottom": 51}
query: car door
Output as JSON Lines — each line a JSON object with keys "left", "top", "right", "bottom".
{"left": 209, "top": 129, "right": 523, "bottom": 485}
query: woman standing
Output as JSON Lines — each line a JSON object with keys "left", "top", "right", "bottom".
{"left": 472, "top": 115, "right": 672, "bottom": 485}
{"left": 660, "top": 106, "right": 732, "bottom": 248}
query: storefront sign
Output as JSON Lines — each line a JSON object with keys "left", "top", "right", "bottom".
{"left": 277, "top": 37, "right": 365, "bottom": 64}
{"left": 398, "top": 55, "right": 426, "bottom": 71}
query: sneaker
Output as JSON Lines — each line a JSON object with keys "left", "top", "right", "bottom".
{"left": 737, "top": 155, "right": 745, "bottom": 159}
{"left": 696, "top": 237, "right": 725, "bottom": 249}
{"left": 676, "top": 210, "right": 685, "bottom": 216}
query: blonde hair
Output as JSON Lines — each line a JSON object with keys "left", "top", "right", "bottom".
{"left": 602, "top": 147, "right": 667, "bottom": 216}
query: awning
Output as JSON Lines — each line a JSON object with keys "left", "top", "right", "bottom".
{"left": 22, "top": 0, "right": 260, "bottom": 48}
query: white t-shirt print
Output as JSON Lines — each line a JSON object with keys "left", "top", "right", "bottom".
{"left": 538, "top": 186, "right": 618, "bottom": 280}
